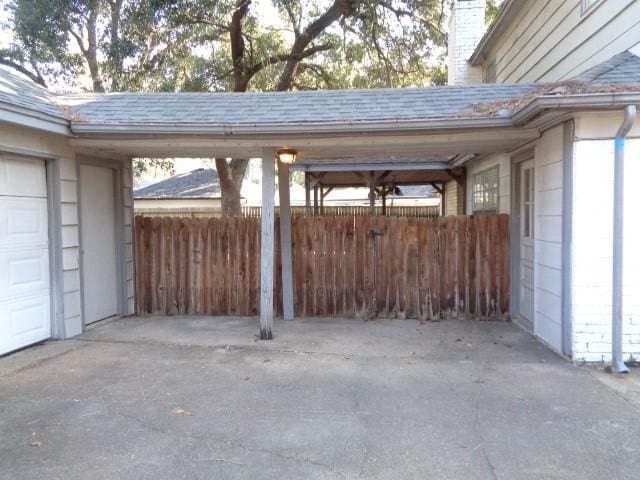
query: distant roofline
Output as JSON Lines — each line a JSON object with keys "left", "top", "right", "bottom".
{"left": 133, "top": 195, "right": 222, "bottom": 200}
{"left": 469, "top": 0, "right": 526, "bottom": 66}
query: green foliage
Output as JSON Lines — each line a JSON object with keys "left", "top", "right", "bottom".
{"left": 3, "top": 0, "right": 453, "bottom": 180}
{"left": 132, "top": 158, "right": 176, "bottom": 178}
{"left": 5, "top": 0, "right": 452, "bottom": 92}
{"left": 486, "top": 0, "right": 502, "bottom": 26}
{"left": 290, "top": 170, "right": 305, "bottom": 187}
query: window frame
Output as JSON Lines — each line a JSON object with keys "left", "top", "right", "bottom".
{"left": 483, "top": 59, "right": 497, "bottom": 84}
{"left": 472, "top": 165, "right": 500, "bottom": 214}
{"left": 581, "top": 0, "right": 602, "bottom": 16}
{"left": 522, "top": 166, "right": 535, "bottom": 238}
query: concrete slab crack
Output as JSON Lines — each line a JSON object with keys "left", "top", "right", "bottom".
{"left": 116, "top": 410, "right": 347, "bottom": 478}
{"left": 471, "top": 362, "right": 499, "bottom": 480}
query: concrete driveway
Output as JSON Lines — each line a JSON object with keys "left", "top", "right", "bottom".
{"left": 1, "top": 316, "right": 639, "bottom": 480}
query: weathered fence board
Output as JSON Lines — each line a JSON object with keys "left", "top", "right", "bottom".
{"left": 135, "top": 214, "right": 510, "bottom": 320}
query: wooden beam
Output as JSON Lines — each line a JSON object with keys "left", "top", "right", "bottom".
{"left": 446, "top": 167, "right": 466, "bottom": 187}
{"left": 277, "top": 159, "right": 294, "bottom": 321}
{"left": 382, "top": 190, "right": 387, "bottom": 215}
{"left": 308, "top": 176, "right": 320, "bottom": 188}
{"left": 313, "top": 184, "right": 319, "bottom": 215}
{"left": 369, "top": 182, "right": 376, "bottom": 216}
{"left": 304, "top": 172, "right": 311, "bottom": 215}
{"left": 260, "top": 147, "right": 276, "bottom": 339}
{"left": 430, "top": 182, "right": 443, "bottom": 195}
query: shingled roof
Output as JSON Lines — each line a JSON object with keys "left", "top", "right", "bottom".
{"left": 0, "top": 66, "right": 66, "bottom": 120}
{"left": 58, "top": 84, "right": 539, "bottom": 126}
{"left": 134, "top": 168, "right": 221, "bottom": 199}
{"left": 573, "top": 51, "right": 640, "bottom": 84}
{"left": 1, "top": 59, "right": 640, "bottom": 136}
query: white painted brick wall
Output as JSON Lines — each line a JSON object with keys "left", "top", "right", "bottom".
{"left": 572, "top": 139, "right": 640, "bottom": 362}
{"left": 448, "top": 0, "right": 486, "bottom": 85}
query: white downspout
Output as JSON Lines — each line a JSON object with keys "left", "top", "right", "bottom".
{"left": 611, "top": 104, "right": 636, "bottom": 374}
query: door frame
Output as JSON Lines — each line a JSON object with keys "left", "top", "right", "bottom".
{"left": 0, "top": 147, "right": 64, "bottom": 342}
{"left": 510, "top": 149, "right": 535, "bottom": 331}
{"left": 77, "top": 157, "right": 127, "bottom": 328}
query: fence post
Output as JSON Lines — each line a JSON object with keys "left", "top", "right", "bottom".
{"left": 260, "top": 148, "right": 276, "bottom": 339}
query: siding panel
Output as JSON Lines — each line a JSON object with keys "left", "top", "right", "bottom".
{"left": 485, "top": 0, "right": 640, "bottom": 83}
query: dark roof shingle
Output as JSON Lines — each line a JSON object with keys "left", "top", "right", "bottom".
{"left": 134, "top": 168, "right": 221, "bottom": 199}
{"left": 573, "top": 51, "right": 640, "bottom": 84}
{"left": 59, "top": 84, "right": 539, "bottom": 126}
{"left": 0, "top": 66, "right": 67, "bottom": 119}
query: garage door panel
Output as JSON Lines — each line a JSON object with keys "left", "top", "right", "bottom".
{"left": 0, "top": 248, "right": 50, "bottom": 301}
{"left": 0, "top": 197, "right": 48, "bottom": 249}
{"left": 0, "top": 294, "right": 50, "bottom": 353}
{"left": 0, "top": 156, "right": 47, "bottom": 198}
{"left": 0, "top": 157, "right": 50, "bottom": 356}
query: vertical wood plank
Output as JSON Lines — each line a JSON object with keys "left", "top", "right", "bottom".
{"left": 260, "top": 148, "right": 276, "bottom": 339}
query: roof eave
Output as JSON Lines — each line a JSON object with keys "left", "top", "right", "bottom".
{"left": 69, "top": 116, "right": 514, "bottom": 136}
{"left": 513, "top": 92, "right": 640, "bottom": 127}
{"left": 0, "top": 101, "right": 71, "bottom": 136}
{"left": 469, "top": 0, "right": 526, "bottom": 66}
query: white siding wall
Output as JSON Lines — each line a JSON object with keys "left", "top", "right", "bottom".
{"left": 59, "top": 157, "right": 83, "bottom": 337}
{"left": 444, "top": 180, "right": 459, "bottom": 216}
{"left": 466, "top": 153, "right": 511, "bottom": 214}
{"left": 483, "top": 0, "right": 640, "bottom": 83}
{"left": 532, "top": 125, "right": 565, "bottom": 352}
{"left": 122, "top": 162, "right": 135, "bottom": 315}
{"left": 0, "top": 124, "right": 136, "bottom": 337}
{"left": 572, "top": 112, "right": 640, "bottom": 362}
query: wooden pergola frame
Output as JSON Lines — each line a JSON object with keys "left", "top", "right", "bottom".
{"left": 294, "top": 161, "right": 467, "bottom": 216}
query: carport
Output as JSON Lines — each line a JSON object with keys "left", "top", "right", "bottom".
{"left": 6, "top": 65, "right": 639, "bottom": 358}
{"left": 62, "top": 84, "right": 544, "bottom": 339}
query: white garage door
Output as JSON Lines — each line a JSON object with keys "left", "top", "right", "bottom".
{"left": 0, "top": 156, "right": 51, "bottom": 355}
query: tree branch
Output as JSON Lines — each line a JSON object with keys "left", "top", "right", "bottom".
{"left": 230, "top": 0, "right": 252, "bottom": 91}
{"left": 0, "top": 57, "right": 47, "bottom": 87}
{"left": 275, "top": 0, "right": 353, "bottom": 91}
{"left": 243, "top": 43, "right": 332, "bottom": 81}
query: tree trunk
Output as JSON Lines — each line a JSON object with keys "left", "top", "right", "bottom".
{"left": 86, "top": 8, "right": 105, "bottom": 93}
{"left": 217, "top": 0, "right": 350, "bottom": 215}
{"left": 108, "top": 0, "right": 123, "bottom": 91}
{"left": 216, "top": 158, "right": 249, "bottom": 216}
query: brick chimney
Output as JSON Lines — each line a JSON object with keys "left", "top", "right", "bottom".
{"left": 448, "top": 0, "right": 486, "bottom": 85}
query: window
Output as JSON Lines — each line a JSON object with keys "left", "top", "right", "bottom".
{"left": 472, "top": 166, "right": 499, "bottom": 213}
{"left": 522, "top": 167, "right": 535, "bottom": 238}
{"left": 581, "top": 0, "right": 602, "bottom": 15}
{"left": 484, "top": 60, "right": 497, "bottom": 83}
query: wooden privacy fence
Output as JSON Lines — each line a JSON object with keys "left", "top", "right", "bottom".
{"left": 135, "top": 215, "right": 509, "bottom": 320}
